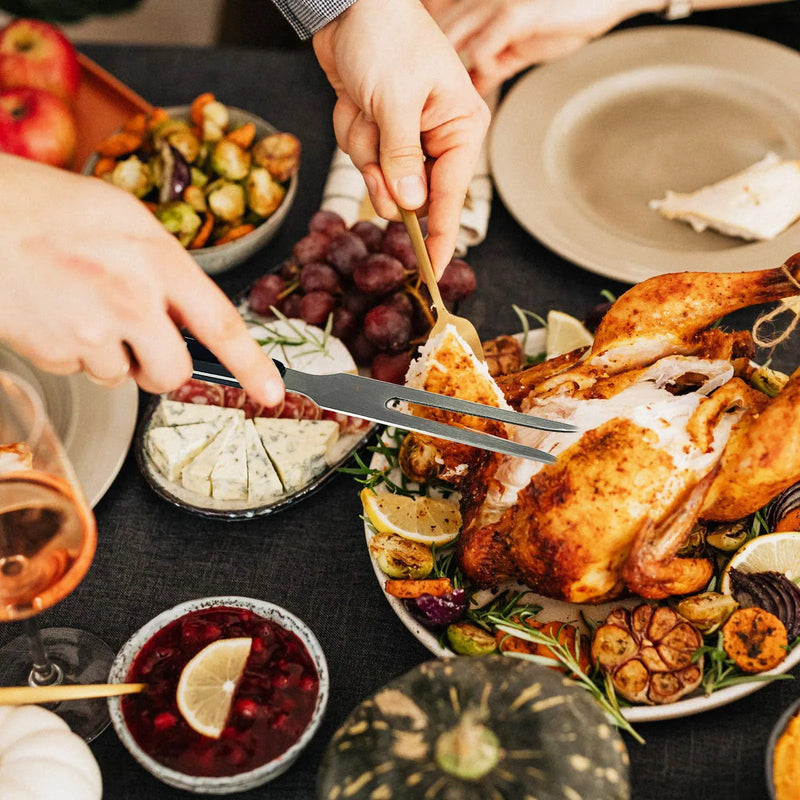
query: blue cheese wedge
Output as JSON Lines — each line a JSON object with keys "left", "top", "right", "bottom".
{"left": 254, "top": 418, "right": 340, "bottom": 493}
{"left": 146, "top": 421, "right": 226, "bottom": 482}
{"left": 180, "top": 417, "right": 239, "bottom": 497}
{"left": 210, "top": 417, "right": 248, "bottom": 501}
{"left": 157, "top": 399, "right": 245, "bottom": 427}
{"left": 244, "top": 419, "right": 284, "bottom": 502}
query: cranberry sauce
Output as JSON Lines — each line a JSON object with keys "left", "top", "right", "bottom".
{"left": 122, "top": 606, "right": 319, "bottom": 777}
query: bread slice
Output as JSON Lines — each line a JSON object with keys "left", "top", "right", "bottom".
{"left": 649, "top": 152, "right": 800, "bottom": 241}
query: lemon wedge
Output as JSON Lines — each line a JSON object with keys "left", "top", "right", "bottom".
{"left": 545, "top": 310, "right": 593, "bottom": 359}
{"left": 720, "top": 532, "right": 800, "bottom": 594}
{"left": 361, "top": 488, "right": 461, "bottom": 546}
{"left": 176, "top": 637, "right": 252, "bottom": 739}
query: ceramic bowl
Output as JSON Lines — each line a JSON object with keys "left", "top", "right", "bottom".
{"left": 82, "top": 105, "right": 298, "bottom": 276}
{"left": 766, "top": 695, "right": 800, "bottom": 799}
{"left": 108, "top": 596, "right": 328, "bottom": 794}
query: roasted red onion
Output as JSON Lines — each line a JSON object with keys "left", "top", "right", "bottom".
{"left": 766, "top": 481, "right": 800, "bottom": 532}
{"left": 729, "top": 568, "right": 800, "bottom": 639}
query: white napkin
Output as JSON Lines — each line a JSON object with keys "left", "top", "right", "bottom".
{"left": 320, "top": 91, "right": 497, "bottom": 257}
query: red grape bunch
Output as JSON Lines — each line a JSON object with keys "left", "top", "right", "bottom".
{"left": 247, "top": 210, "right": 477, "bottom": 383}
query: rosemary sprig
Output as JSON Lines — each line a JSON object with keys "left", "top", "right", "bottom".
{"left": 489, "top": 615, "right": 645, "bottom": 744}
{"left": 244, "top": 306, "right": 333, "bottom": 358}
{"left": 467, "top": 590, "right": 542, "bottom": 631}
{"left": 693, "top": 632, "right": 796, "bottom": 695}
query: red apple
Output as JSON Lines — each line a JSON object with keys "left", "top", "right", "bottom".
{"left": 0, "top": 19, "right": 80, "bottom": 103}
{"left": 0, "top": 86, "right": 77, "bottom": 168}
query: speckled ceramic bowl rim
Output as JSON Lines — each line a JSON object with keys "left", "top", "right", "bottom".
{"left": 765, "top": 695, "right": 800, "bottom": 799}
{"left": 108, "top": 596, "right": 329, "bottom": 795}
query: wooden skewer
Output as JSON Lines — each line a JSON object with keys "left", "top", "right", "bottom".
{"left": 0, "top": 682, "right": 147, "bottom": 705}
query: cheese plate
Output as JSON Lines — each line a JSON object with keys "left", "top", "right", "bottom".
{"left": 135, "top": 318, "right": 375, "bottom": 519}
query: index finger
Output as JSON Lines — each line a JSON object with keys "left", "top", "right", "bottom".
{"left": 424, "top": 115, "right": 487, "bottom": 276}
{"left": 166, "top": 266, "right": 285, "bottom": 407}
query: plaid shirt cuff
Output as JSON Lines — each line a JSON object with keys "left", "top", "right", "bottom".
{"left": 272, "top": 0, "right": 360, "bottom": 38}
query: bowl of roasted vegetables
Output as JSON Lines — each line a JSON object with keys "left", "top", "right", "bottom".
{"left": 83, "top": 93, "right": 300, "bottom": 275}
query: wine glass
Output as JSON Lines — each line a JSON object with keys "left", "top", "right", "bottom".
{"left": 0, "top": 369, "right": 114, "bottom": 741}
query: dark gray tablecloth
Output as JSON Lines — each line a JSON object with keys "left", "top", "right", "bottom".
{"left": 3, "top": 5, "right": 800, "bottom": 798}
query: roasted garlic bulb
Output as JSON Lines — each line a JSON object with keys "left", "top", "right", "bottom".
{"left": 591, "top": 605, "right": 703, "bottom": 705}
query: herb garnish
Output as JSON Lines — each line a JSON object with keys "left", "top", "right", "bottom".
{"left": 489, "top": 615, "right": 645, "bottom": 744}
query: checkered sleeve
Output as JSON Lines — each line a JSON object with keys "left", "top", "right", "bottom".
{"left": 272, "top": 0, "right": 360, "bottom": 39}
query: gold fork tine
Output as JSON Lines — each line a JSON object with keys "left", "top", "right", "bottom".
{"left": 400, "top": 209, "right": 484, "bottom": 360}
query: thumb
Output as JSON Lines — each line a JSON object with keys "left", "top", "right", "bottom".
{"left": 377, "top": 109, "right": 428, "bottom": 210}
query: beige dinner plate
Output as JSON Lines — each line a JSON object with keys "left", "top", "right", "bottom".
{"left": 489, "top": 26, "right": 800, "bottom": 284}
{"left": 0, "top": 345, "right": 138, "bottom": 507}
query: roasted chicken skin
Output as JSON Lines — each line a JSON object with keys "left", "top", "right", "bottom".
{"left": 406, "top": 258, "right": 800, "bottom": 604}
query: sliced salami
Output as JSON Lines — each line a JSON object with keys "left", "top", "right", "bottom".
{"left": 279, "top": 392, "right": 322, "bottom": 420}
{"left": 167, "top": 379, "right": 225, "bottom": 406}
{"left": 256, "top": 397, "right": 284, "bottom": 418}
{"left": 222, "top": 386, "right": 247, "bottom": 408}
{"left": 321, "top": 410, "right": 372, "bottom": 434}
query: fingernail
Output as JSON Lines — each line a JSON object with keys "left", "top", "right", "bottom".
{"left": 264, "top": 384, "right": 284, "bottom": 409}
{"left": 363, "top": 172, "right": 378, "bottom": 197}
{"left": 397, "top": 175, "right": 426, "bottom": 208}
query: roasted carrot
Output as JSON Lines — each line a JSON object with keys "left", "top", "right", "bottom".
{"left": 190, "top": 92, "right": 216, "bottom": 127}
{"left": 384, "top": 578, "right": 453, "bottom": 599}
{"left": 722, "top": 607, "right": 788, "bottom": 673}
{"left": 95, "top": 130, "right": 144, "bottom": 158}
{"left": 188, "top": 214, "right": 215, "bottom": 250}
{"left": 123, "top": 113, "right": 148, "bottom": 136}
{"left": 92, "top": 156, "right": 116, "bottom": 178}
{"left": 496, "top": 618, "right": 591, "bottom": 675}
{"left": 147, "top": 107, "right": 170, "bottom": 129}
{"left": 213, "top": 223, "right": 255, "bottom": 245}
{"left": 225, "top": 122, "right": 256, "bottom": 149}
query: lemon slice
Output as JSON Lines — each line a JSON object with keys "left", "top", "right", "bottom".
{"left": 720, "top": 532, "right": 800, "bottom": 594}
{"left": 545, "top": 310, "right": 593, "bottom": 359}
{"left": 176, "top": 637, "right": 252, "bottom": 739}
{"left": 361, "top": 488, "right": 461, "bottom": 545}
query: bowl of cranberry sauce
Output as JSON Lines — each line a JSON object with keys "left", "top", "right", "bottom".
{"left": 108, "top": 597, "right": 329, "bottom": 794}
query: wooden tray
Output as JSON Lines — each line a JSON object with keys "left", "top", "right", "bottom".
{"left": 71, "top": 53, "right": 152, "bottom": 173}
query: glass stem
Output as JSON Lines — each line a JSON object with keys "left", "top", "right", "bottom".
{"left": 23, "top": 617, "right": 63, "bottom": 687}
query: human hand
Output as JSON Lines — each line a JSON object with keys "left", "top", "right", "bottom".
{"left": 0, "top": 154, "right": 284, "bottom": 406}
{"left": 423, "top": 0, "right": 655, "bottom": 96}
{"left": 312, "top": 0, "right": 490, "bottom": 276}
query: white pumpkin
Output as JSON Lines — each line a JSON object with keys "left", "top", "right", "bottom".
{"left": 0, "top": 705, "right": 102, "bottom": 800}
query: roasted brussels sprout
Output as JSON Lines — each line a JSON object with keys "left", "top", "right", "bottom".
{"left": 166, "top": 127, "right": 201, "bottom": 164}
{"left": 750, "top": 365, "right": 789, "bottom": 397}
{"left": 155, "top": 202, "right": 202, "bottom": 247}
{"left": 245, "top": 167, "right": 286, "bottom": 217}
{"left": 210, "top": 139, "right": 251, "bottom": 180}
{"left": 447, "top": 621, "right": 498, "bottom": 656}
{"left": 201, "top": 99, "right": 229, "bottom": 141}
{"left": 705, "top": 520, "right": 748, "bottom": 552}
{"left": 368, "top": 532, "right": 433, "bottom": 579}
{"left": 183, "top": 185, "right": 207, "bottom": 213}
{"left": 675, "top": 592, "right": 738, "bottom": 634}
{"left": 251, "top": 132, "right": 301, "bottom": 182}
{"left": 399, "top": 433, "right": 442, "bottom": 484}
{"left": 190, "top": 166, "right": 209, "bottom": 188}
{"left": 207, "top": 181, "right": 245, "bottom": 223}
{"left": 108, "top": 155, "right": 152, "bottom": 198}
